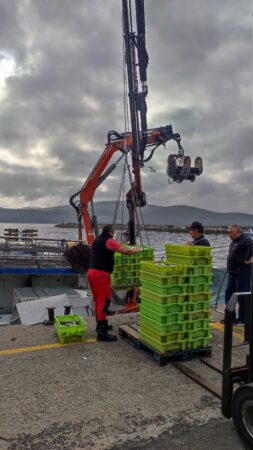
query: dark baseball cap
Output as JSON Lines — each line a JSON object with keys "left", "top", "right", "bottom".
{"left": 189, "top": 221, "right": 204, "bottom": 233}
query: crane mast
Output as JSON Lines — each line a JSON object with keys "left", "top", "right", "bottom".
{"left": 122, "top": 0, "right": 148, "bottom": 244}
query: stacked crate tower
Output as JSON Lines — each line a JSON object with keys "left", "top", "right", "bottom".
{"left": 165, "top": 244, "right": 212, "bottom": 351}
{"left": 139, "top": 261, "right": 190, "bottom": 353}
{"left": 139, "top": 245, "right": 212, "bottom": 354}
{"left": 112, "top": 245, "right": 154, "bottom": 287}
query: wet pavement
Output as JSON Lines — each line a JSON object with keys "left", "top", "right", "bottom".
{"left": 0, "top": 312, "right": 245, "bottom": 450}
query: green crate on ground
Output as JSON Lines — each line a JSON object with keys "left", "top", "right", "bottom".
{"left": 187, "top": 292, "right": 212, "bottom": 303}
{"left": 54, "top": 315, "right": 87, "bottom": 344}
{"left": 187, "top": 265, "right": 212, "bottom": 275}
{"left": 186, "top": 318, "right": 211, "bottom": 330}
{"left": 186, "top": 336, "right": 212, "bottom": 350}
{"left": 187, "top": 328, "right": 212, "bottom": 340}
{"left": 165, "top": 243, "right": 212, "bottom": 257}
{"left": 140, "top": 287, "right": 187, "bottom": 304}
{"left": 187, "top": 283, "right": 212, "bottom": 293}
{"left": 140, "top": 330, "right": 187, "bottom": 353}
{"left": 141, "top": 279, "right": 188, "bottom": 295}
{"left": 141, "top": 296, "right": 187, "bottom": 314}
{"left": 140, "top": 312, "right": 187, "bottom": 332}
{"left": 166, "top": 253, "right": 212, "bottom": 266}
{"left": 140, "top": 303, "right": 188, "bottom": 322}
{"left": 140, "top": 271, "right": 187, "bottom": 285}
{"left": 139, "top": 322, "right": 186, "bottom": 343}
{"left": 187, "top": 274, "right": 212, "bottom": 284}
{"left": 187, "top": 300, "right": 211, "bottom": 312}
{"left": 187, "top": 310, "right": 211, "bottom": 321}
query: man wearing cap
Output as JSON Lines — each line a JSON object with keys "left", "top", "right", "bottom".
{"left": 187, "top": 221, "right": 210, "bottom": 247}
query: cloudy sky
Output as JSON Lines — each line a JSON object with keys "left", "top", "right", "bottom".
{"left": 0, "top": 0, "right": 252, "bottom": 213}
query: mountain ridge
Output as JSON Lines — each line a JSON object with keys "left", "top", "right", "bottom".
{"left": 0, "top": 202, "right": 252, "bottom": 226}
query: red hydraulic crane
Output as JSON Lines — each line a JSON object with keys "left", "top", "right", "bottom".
{"left": 70, "top": 0, "right": 203, "bottom": 245}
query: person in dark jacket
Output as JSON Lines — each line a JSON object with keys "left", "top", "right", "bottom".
{"left": 187, "top": 221, "right": 210, "bottom": 247}
{"left": 88, "top": 224, "right": 140, "bottom": 342}
{"left": 223, "top": 225, "right": 252, "bottom": 324}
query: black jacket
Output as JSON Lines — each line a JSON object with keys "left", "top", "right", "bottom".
{"left": 89, "top": 232, "right": 115, "bottom": 274}
{"left": 193, "top": 235, "right": 210, "bottom": 247}
{"left": 227, "top": 234, "right": 252, "bottom": 273}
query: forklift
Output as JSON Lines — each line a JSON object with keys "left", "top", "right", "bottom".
{"left": 222, "top": 261, "right": 253, "bottom": 449}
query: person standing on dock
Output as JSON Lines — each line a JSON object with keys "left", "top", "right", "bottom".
{"left": 187, "top": 221, "right": 210, "bottom": 247}
{"left": 223, "top": 225, "right": 252, "bottom": 325}
{"left": 88, "top": 224, "right": 140, "bottom": 342}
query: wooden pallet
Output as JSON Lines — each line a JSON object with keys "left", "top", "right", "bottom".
{"left": 119, "top": 323, "right": 212, "bottom": 366}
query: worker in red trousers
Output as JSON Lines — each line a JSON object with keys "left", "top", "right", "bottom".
{"left": 88, "top": 224, "right": 140, "bottom": 342}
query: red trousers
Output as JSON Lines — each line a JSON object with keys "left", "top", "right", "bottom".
{"left": 87, "top": 269, "right": 111, "bottom": 320}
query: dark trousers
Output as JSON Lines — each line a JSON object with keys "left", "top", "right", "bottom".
{"left": 225, "top": 272, "right": 252, "bottom": 322}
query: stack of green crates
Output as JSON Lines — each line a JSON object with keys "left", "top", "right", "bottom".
{"left": 139, "top": 261, "right": 189, "bottom": 353}
{"left": 112, "top": 245, "right": 154, "bottom": 287}
{"left": 165, "top": 243, "right": 212, "bottom": 350}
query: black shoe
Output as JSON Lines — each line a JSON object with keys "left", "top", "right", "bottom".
{"left": 105, "top": 319, "right": 113, "bottom": 331}
{"left": 95, "top": 317, "right": 113, "bottom": 332}
{"left": 97, "top": 333, "right": 117, "bottom": 342}
{"left": 96, "top": 320, "right": 117, "bottom": 342}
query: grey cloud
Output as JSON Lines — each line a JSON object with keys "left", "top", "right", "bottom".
{"left": 0, "top": 0, "right": 252, "bottom": 213}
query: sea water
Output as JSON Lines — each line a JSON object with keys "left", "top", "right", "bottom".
{"left": 0, "top": 223, "right": 229, "bottom": 268}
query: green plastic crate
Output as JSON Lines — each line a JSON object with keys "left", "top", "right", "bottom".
{"left": 187, "top": 300, "right": 211, "bottom": 312}
{"left": 187, "top": 292, "right": 212, "bottom": 302}
{"left": 112, "top": 272, "right": 129, "bottom": 280}
{"left": 187, "top": 265, "right": 212, "bottom": 275}
{"left": 140, "top": 303, "right": 188, "bottom": 322}
{"left": 140, "top": 271, "right": 187, "bottom": 285}
{"left": 141, "top": 296, "right": 187, "bottom": 314}
{"left": 187, "top": 328, "right": 212, "bottom": 340}
{"left": 139, "top": 317, "right": 187, "bottom": 334}
{"left": 166, "top": 253, "right": 212, "bottom": 266}
{"left": 187, "top": 274, "right": 212, "bottom": 284}
{"left": 187, "top": 283, "right": 212, "bottom": 293}
{"left": 113, "top": 263, "right": 140, "bottom": 273}
{"left": 165, "top": 243, "right": 212, "bottom": 257}
{"left": 139, "top": 322, "right": 186, "bottom": 343}
{"left": 112, "top": 278, "right": 139, "bottom": 287}
{"left": 141, "top": 279, "right": 188, "bottom": 295}
{"left": 140, "top": 287, "right": 187, "bottom": 304}
{"left": 140, "top": 330, "right": 187, "bottom": 353}
{"left": 186, "top": 318, "right": 211, "bottom": 330}
{"left": 186, "top": 336, "right": 212, "bottom": 350}
{"left": 187, "top": 310, "right": 211, "bottom": 321}
{"left": 140, "top": 261, "right": 188, "bottom": 276}
{"left": 140, "top": 312, "right": 187, "bottom": 332}
{"left": 54, "top": 315, "right": 87, "bottom": 344}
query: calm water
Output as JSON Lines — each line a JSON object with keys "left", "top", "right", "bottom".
{"left": 0, "top": 223, "right": 229, "bottom": 268}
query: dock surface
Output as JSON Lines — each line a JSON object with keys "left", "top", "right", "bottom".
{"left": 0, "top": 312, "right": 245, "bottom": 450}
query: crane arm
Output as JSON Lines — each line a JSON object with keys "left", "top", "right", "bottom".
{"left": 69, "top": 125, "right": 183, "bottom": 245}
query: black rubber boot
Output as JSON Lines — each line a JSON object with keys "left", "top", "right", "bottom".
{"left": 105, "top": 319, "right": 113, "bottom": 331}
{"left": 95, "top": 316, "right": 113, "bottom": 331}
{"left": 97, "top": 320, "right": 117, "bottom": 342}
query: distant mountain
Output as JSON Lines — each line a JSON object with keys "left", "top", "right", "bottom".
{"left": 0, "top": 202, "right": 253, "bottom": 226}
